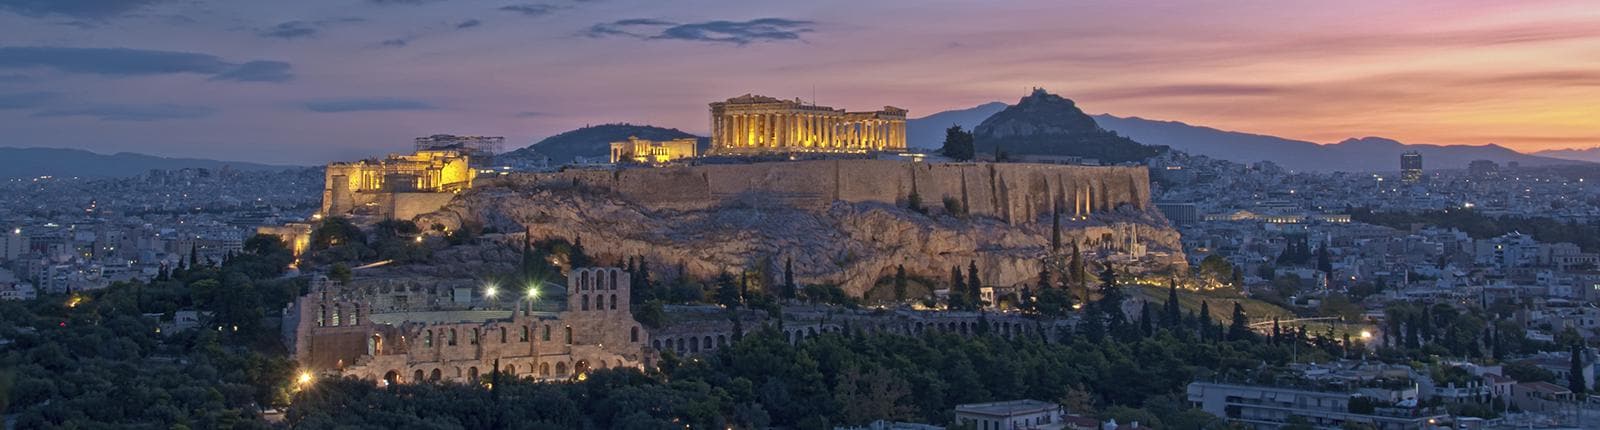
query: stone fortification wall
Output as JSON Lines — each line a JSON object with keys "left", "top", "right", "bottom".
{"left": 497, "top": 160, "right": 1150, "bottom": 222}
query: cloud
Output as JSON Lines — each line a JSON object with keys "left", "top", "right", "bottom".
{"left": 0, "top": 91, "right": 57, "bottom": 109}
{"left": 32, "top": 104, "right": 216, "bottom": 121}
{"left": 499, "top": 4, "right": 560, "bottom": 17}
{"left": 210, "top": 61, "right": 294, "bottom": 83}
{"left": 585, "top": 18, "right": 814, "bottom": 45}
{"left": 304, "top": 98, "right": 437, "bottom": 113}
{"left": 455, "top": 19, "right": 481, "bottom": 29}
{"left": 515, "top": 111, "right": 550, "bottom": 118}
{"left": 0, "top": 46, "right": 294, "bottom": 82}
{"left": 0, "top": 0, "right": 164, "bottom": 20}
{"left": 257, "top": 17, "right": 364, "bottom": 39}
{"left": 259, "top": 21, "right": 318, "bottom": 39}
{"left": 380, "top": 38, "right": 411, "bottom": 47}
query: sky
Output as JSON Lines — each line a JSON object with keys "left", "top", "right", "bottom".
{"left": 1, "top": 0, "right": 1598, "bottom": 165}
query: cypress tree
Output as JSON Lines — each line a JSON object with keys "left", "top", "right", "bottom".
{"left": 893, "top": 265, "right": 908, "bottom": 302}
{"left": 1037, "top": 266, "right": 1053, "bottom": 290}
{"left": 1272, "top": 317, "right": 1282, "bottom": 344}
{"left": 1139, "top": 301, "right": 1154, "bottom": 337}
{"left": 1198, "top": 301, "right": 1213, "bottom": 340}
{"left": 783, "top": 256, "right": 796, "bottom": 300}
{"left": 1570, "top": 344, "right": 1587, "bottom": 394}
{"left": 1050, "top": 203, "right": 1062, "bottom": 253}
{"left": 1069, "top": 241, "right": 1085, "bottom": 289}
{"left": 967, "top": 261, "right": 982, "bottom": 307}
{"left": 950, "top": 266, "right": 966, "bottom": 310}
{"left": 1164, "top": 280, "right": 1181, "bottom": 328}
{"left": 1228, "top": 302, "right": 1251, "bottom": 341}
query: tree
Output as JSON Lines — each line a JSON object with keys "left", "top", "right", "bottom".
{"left": 1227, "top": 302, "right": 1251, "bottom": 341}
{"left": 714, "top": 272, "right": 741, "bottom": 308}
{"left": 569, "top": 236, "right": 591, "bottom": 268}
{"left": 892, "top": 265, "right": 908, "bottom": 303}
{"left": 1037, "top": 266, "right": 1053, "bottom": 291}
{"left": 966, "top": 261, "right": 982, "bottom": 307}
{"left": 1138, "top": 302, "right": 1154, "bottom": 337}
{"left": 1316, "top": 243, "right": 1333, "bottom": 276}
{"left": 329, "top": 263, "right": 352, "bottom": 285}
{"left": 939, "top": 125, "right": 975, "bottom": 161}
{"left": 783, "top": 257, "right": 797, "bottom": 300}
{"left": 1198, "top": 301, "right": 1213, "bottom": 340}
{"left": 1163, "top": 280, "right": 1181, "bottom": 329}
{"left": 1570, "top": 344, "right": 1587, "bottom": 394}
{"left": 949, "top": 266, "right": 968, "bottom": 310}
{"left": 1050, "top": 203, "right": 1062, "bottom": 253}
{"left": 1069, "top": 241, "right": 1086, "bottom": 290}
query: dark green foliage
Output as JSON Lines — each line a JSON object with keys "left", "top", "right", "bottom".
{"left": 939, "top": 125, "right": 975, "bottom": 161}
{"left": 893, "top": 265, "right": 908, "bottom": 302}
{"left": 1571, "top": 344, "right": 1587, "bottom": 394}
{"left": 1227, "top": 302, "right": 1252, "bottom": 341}
{"left": 1351, "top": 207, "right": 1600, "bottom": 252}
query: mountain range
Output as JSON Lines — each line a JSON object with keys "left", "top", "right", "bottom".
{"left": 0, "top": 147, "right": 298, "bottom": 179}
{"left": 905, "top": 102, "right": 1586, "bottom": 172}
{"left": 1532, "top": 147, "right": 1600, "bottom": 163}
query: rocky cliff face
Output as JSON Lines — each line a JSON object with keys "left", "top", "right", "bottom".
{"left": 417, "top": 160, "right": 1184, "bottom": 297}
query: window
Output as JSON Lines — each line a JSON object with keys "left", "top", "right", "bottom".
{"left": 631, "top": 327, "right": 640, "bottom": 343}
{"left": 581, "top": 295, "right": 589, "bottom": 311}
{"left": 352, "top": 305, "right": 360, "bottom": 325}
{"left": 540, "top": 362, "right": 550, "bottom": 376}
{"left": 610, "top": 270, "right": 618, "bottom": 290}
{"left": 580, "top": 274, "right": 588, "bottom": 291}
{"left": 317, "top": 305, "right": 327, "bottom": 327}
{"left": 543, "top": 324, "right": 551, "bottom": 341}
{"left": 500, "top": 327, "right": 508, "bottom": 343}
{"left": 424, "top": 330, "right": 433, "bottom": 347}
{"left": 470, "top": 328, "right": 479, "bottom": 345}
{"left": 595, "top": 295, "right": 604, "bottom": 310}
{"left": 448, "top": 329, "right": 458, "bottom": 346}
{"left": 520, "top": 326, "right": 529, "bottom": 342}
{"left": 610, "top": 294, "right": 618, "bottom": 310}
{"left": 332, "top": 305, "right": 342, "bottom": 326}
{"left": 565, "top": 326, "right": 573, "bottom": 344}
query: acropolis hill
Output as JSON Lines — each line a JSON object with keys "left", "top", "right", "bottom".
{"left": 416, "top": 159, "right": 1184, "bottom": 297}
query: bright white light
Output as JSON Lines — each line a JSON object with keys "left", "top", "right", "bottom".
{"left": 485, "top": 285, "right": 498, "bottom": 298}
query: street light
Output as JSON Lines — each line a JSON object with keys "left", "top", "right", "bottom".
{"left": 297, "top": 371, "right": 315, "bottom": 387}
{"left": 485, "top": 285, "right": 498, "bottom": 299}
{"left": 526, "top": 284, "right": 540, "bottom": 300}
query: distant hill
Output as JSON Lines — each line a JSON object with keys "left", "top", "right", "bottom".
{"left": 906, "top": 102, "right": 1007, "bottom": 149}
{"left": 971, "top": 89, "right": 1160, "bottom": 163}
{"left": 503, "top": 124, "right": 706, "bottom": 164}
{"left": 1533, "top": 147, "right": 1600, "bottom": 163}
{"left": 0, "top": 147, "right": 298, "bottom": 179}
{"left": 1091, "top": 115, "right": 1583, "bottom": 171}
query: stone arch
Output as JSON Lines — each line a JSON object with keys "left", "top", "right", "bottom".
{"left": 703, "top": 336, "right": 712, "bottom": 350}
{"left": 808, "top": 327, "right": 817, "bottom": 336}
{"left": 540, "top": 362, "right": 550, "bottom": 376}
{"left": 369, "top": 333, "right": 383, "bottom": 355}
{"left": 555, "top": 361, "right": 569, "bottom": 376}
{"left": 468, "top": 366, "right": 478, "bottom": 381}
{"left": 652, "top": 339, "right": 662, "bottom": 350}
{"left": 413, "top": 369, "right": 424, "bottom": 383}
{"left": 384, "top": 370, "right": 400, "bottom": 386}
{"left": 574, "top": 360, "right": 590, "bottom": 377}
{"left": 676, "top": 338, "right": 686, "bottom": 353}
{"left": 430, "top": 368, "right": 442, "bottom": 382}
{"left": 609, "top": 270, "right": 619, "bottom": 290}
{"left": 505, "top": 364, "right": 516, "bottom": 375}
{"left": 580, "top": 270, "right": 590, "bottom": 290}
{"left": 717, "top": 334, "right": 727, "bottom": 346}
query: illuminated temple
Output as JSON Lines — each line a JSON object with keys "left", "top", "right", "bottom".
{"left": 709, "top": 94, "right": 907, "bottom": 155}
{"left": 321, "top": 149, "right": 476, "bottom": 219}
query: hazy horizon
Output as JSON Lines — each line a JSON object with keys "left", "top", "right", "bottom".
{"left": 3, "top": 0, "right": 1598, "bottom": 164}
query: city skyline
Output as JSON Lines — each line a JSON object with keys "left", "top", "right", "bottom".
{"left": 2, "top": 0, "right": 1599, "bottom": 164}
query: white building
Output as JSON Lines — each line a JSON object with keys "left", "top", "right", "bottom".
{"left": 953, "top": 400, "right": 1065, "bottom": 430}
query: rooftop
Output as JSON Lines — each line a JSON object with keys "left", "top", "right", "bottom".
{"left": 955, "top": 399, "right": 1060, "bottom": 417}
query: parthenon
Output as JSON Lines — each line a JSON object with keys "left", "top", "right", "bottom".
{"left": 709, "top": 94, "right": 907, "bottom": 155}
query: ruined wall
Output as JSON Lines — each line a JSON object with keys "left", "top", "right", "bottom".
{"left": 499, "top": 160, "right": 1150, "bottom": 222}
